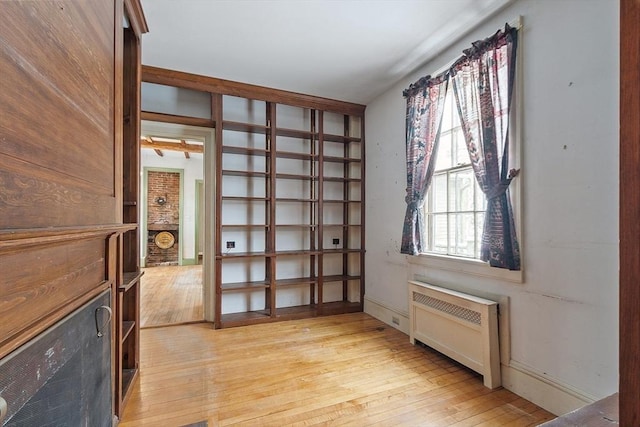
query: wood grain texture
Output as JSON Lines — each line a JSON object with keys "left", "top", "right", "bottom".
{"left": 0, "top": 1, "right": 115, "bottom": 191}
{"left": 619, "top": 0, "right": 640, "bottom": 425}
{"left": 0, "top": 0, "right": 118, "bottom": 229}
{"left": 124, "top": 0, "right": 149, "bottom": 37}
{"left": 118, "top": 313, "right": 554, "bottom": 426}
{"left": 140, "top": 265, "right": 203, "bottom": 327}
{"left": 0, "top": 237, "right": 108, "bottom": 356}
{"left": 142, "top": 65, "right": 366, "bottom": 117}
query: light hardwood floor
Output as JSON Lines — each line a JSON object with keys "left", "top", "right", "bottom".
{"left": 119, "top": 313, "right": 555, "bottom": 426}
{"left": 140, "top": 265, "right": 203, "bottom": 328}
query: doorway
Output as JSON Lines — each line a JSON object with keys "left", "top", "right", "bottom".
{"left": 139, "top": 121, "right": 215, "bottom": 327}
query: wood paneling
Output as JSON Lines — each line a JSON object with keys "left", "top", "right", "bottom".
{"left": 0, "top": 0, "right": 119, "bottom": 230}
{"left": 0, "top": 1, "right": 115, "bottom": 199}
{"left": 119, "top": 313, "right": 554, "bottom": 426}
{"left": 620, "top": 0, "right": 640, "bottom": 425}
{"left": 0, "top": 232, "right": 118, "bottom": 358}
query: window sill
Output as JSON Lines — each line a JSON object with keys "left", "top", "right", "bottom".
{"left": 408, "top": 253, "right": 523, "bottom": 284}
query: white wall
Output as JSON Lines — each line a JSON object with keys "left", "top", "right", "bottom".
{"left": 365, "top": 0, "right": 619, "bottom": 415}
{"left": 141, "top": 150, "right": 204, "bottom": 261}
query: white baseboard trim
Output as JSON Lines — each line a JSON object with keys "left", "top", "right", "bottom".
{"left": 502, "top": 360, "right": 597, "bottom": 416}
{"left": 364, "top": 296, "right": 410, "bottom": 335}
{"left": 363, "top": 296, "right": 597, "bottom": 417}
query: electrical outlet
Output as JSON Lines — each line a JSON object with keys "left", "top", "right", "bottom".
{"left": 332, "top": 238, "right": 340, "bottom": 245}
{"left": 226, "top": 241, "right": 235, "bottom": 249}
{"left": 392, "top": 316, "right": 400, "bottom": 325}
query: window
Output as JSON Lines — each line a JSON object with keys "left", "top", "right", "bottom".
{"left": 403, "top": 23, "right": 521, "bottom": 274}
{"left": 424, "top": 88, "right": 489, "bottom": 259}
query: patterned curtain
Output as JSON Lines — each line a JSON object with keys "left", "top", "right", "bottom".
{"left": 450, "top": 25, "right": 520, "bottom": 270}
{"left": 400, "top": 74, "right": 448, "bottom": 255}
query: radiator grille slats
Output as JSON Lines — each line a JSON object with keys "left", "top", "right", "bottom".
{"left": 412, "top": 292, "right": 482, "bottom": 325}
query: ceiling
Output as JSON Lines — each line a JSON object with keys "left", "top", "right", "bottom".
{"left": 140, "top": 0, "right": 512, "bottom": 105}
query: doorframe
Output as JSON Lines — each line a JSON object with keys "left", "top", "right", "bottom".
{"left": 195, "top": 179, "right": 204, "bottom": 266}
{"left": 619, "top": 0, "right": 640, "bottom": 424}
{"left": 140, "top": 121, "right": 216, "bottom": 323}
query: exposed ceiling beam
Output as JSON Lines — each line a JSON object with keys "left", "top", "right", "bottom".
{"left": 143, "top": 137, "right": 165, "bottom": 157}
{"left": 140, "top": 138, "right": 204, "bottom": 154}
{"left": 181, "top": 140, "right": 191, "bottom": 159}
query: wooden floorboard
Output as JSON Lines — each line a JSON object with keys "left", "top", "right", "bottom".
{"left": 140, "top": 265, "right": 203, "bottom": 328}
{"left": 119, "top": 313, "right": 555, "bottom": 426}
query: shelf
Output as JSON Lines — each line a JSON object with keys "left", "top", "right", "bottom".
{"left": 276, "top": 172, "right": 317, "bottom": 181}
{"left": 276, "top": 127, "right": 315, "bottom": 139}
{"left": 323, "top": 134, "right": 361, "bottom": 144}
{"left": 323, "top": 248, "right": 364, "bottom": 254}
{"left": 323, "top": 199, "right": 362, "bottom": 204}
{"left": 276, "top": 198, "right": 318, "bottom": 203}
{"left": 223, "top": 120, "right": 270, "bottom": 135}
{"left": 323, "top": 176, "right": 361, "bottom": 182}
{"left": 323, "top": 156, "right": 361, "bottom": 164}
{"left": 122, "top": 368, "right": 138, "bottom": 399}
{"left": 221, "top": 224, "right": 270, "bottom": 229}
{"left": 275, "top": 250, "right": 320, "bottom": 256}
{"left": 276, "top": 277, "right": 318, "bottom": 286}
{"left": 122, "top": 321, "right": 135, "bottom": 342}
{"left": 217, "top": 251, "right": 271, "bottom": 259}
{"left": 222, "top": 146, "right": 269, "bottom": 156}
{"left": 276, "top": 150, "right": 317, "bottom": 161}
{"left": 219, "top": 301, "right": 362, "bottom": 328}
{"left": 323, "top": 224, "right": 361, "bottom": 228}
{"left": 221, "top": 280, "right": 270, "bottom": 292}
{"left": 275, "top": 224, "right": 317, "bottom": 228}
{"left": 223, "top": 196, "right": 269, "bottom": 201}
{"left": 323, "top": 274, "right": 361, "bottom": 282}
{"left": 120, "top": 271, "right": 144, "bottom": 292}
{"left": 222, "top": 170, "right": 268, "bottom": 178}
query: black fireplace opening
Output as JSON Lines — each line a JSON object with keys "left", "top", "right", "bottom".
{"left": 0, "top": 291, "right": 112, "bottom": 427}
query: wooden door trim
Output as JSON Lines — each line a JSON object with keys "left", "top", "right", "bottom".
{"left": 619, "top": 0, "right": 640, "bottom": 425}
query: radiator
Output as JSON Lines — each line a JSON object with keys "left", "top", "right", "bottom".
{"left": 408, "top": 280, "right": 501, "bottom": 389}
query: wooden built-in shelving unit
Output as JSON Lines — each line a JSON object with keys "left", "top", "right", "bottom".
{"left": 215, "top": 99, "right": 365, "bottom": 328}
{"left": 115, "top": 2, "right": 148, "bottom": 417}
{"left": 140, "top": 65, "right": 365, "bottom": 329}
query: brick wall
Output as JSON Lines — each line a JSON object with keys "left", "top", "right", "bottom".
{"left": 147, "top": 171, "right": 180, "bottom": 266}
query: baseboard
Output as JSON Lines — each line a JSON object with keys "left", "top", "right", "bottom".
{"left": 502, "top": 360, "right": 597, "bottom": 416}
{"left": 363, "top": 296, "right": 597, "bottom": 417}
{"left": 181, "top": 258, "right": 197, "bottom": 266}
{"left": 363, "top": 296, "right": 410, "bottom": 335}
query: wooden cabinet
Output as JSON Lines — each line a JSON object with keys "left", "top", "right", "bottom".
{"left": 215, "top": 98, "right": 365, "bottom": 328}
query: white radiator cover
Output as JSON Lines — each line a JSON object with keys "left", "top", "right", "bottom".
{"left": 409, "top": 280, "right": 501, "bottom": 389}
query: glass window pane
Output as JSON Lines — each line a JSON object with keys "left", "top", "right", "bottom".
{"left": 475, "top": 212, "right": 485, "bottom": 258}
{"left": 448, "top": 169, "right": 474, "bottom": 212}
{"left": 432, "top": 174, "right": 447, "bottom": 213}
{"left": 441, "top": 90, "right": 453, "bottom": 130}
{"left": 475, "top": 178, "right": 485, "bottom": 211}
{"left": 432, "top": 214, "right": 448, "bottom": 253}
{"left": 435, "top": 132, "right": 452, "bottom": 171}
{"left": 452, "top": 101, "right": 461, "bottom": 127}
{"left": 454, "top": 130, "right": 470, "bottom": 166}
{"left": 449, "top": 213, "right": 475, "bottom": 257}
